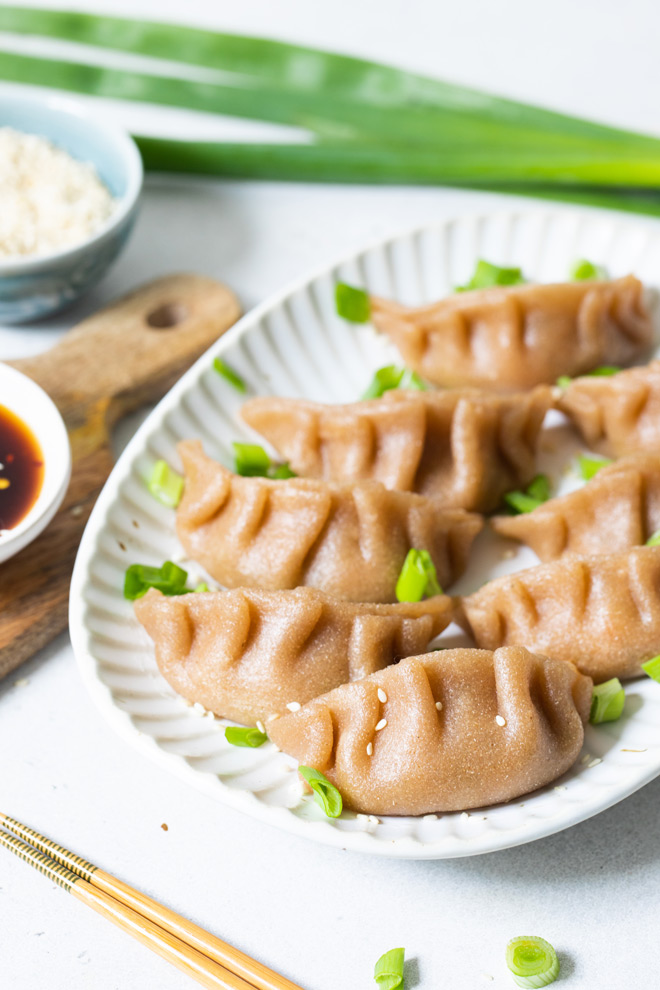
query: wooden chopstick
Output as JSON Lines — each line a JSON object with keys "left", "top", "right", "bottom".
{"left": 0, "top": 814, "right": 304, "bottom": 990}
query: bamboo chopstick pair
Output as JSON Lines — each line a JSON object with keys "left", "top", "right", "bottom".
{"left": 0, "top": 813, "right": 304, "bottom": 990}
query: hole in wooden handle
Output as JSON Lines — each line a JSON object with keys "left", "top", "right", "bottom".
{"left": 146, "top": 302, "right": 189, "bottom": 329}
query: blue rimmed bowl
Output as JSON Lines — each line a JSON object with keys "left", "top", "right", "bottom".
{"left": 0, "top": 92, "right": 143, "bottom": 323}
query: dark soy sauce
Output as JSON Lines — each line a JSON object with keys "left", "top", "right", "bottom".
{"left": 0, "top": 404, "right": 44, "bottom": 532}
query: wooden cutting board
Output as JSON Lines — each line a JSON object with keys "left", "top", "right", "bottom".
{"left": 0, "top": 274, "right": 241, "bottom": 681}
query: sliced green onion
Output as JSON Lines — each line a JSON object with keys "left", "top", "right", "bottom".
{"left": 456, "top": 259, "right": 525, "bottom": 292}
{"left": 642, "top": 654, "right": 660, "bottom": 683}
{"left": 526, "top": 474, "right": 551, "bottom": 503}
{"left": 395, "top": 549, "right": 442, "bottom": 603}
{"left": 590, "top": 678, "right": 625, "bottom": 723}
{"left": 578, "top": 453, "right": 612, "bottom": 481}
{"left": 374, "top": 948, "right": 405, "bottom": 990}
{"left": 399, "top": 368, "right": 427, "bottom": 391}
{"left": 556, "top": 375, "right": 572, "bottom": 389}
{"left": 225, "top": 726, "right": 268, "bottom": 748}
{"left": 269, "top": 463, "right": 296, "bottom": 479}
{"left": 213, "top": 357, "right": 247, "bottom": 393}
{"left": 506, "top": 936, "right": 560, "bottom": 988}
{"left": 646, "top": 530, "right": 660, "bottom": 547}
{"left": 335, "top": 283, "right": 370, "bottom": 323}
{"left": 124, "top": 561, "right": 188, "bottom": 600}
{"left": 362, "top": 365, "right": 427, "bottom": 400}
{"left": 588, "top": 365, "right": 621, "bottom": 377}
{"left": 570, "top": 259, "right": 608, "bottom": 281}
{"left": 503, "top": 474, "right": 552, "bottom": 515}
{"left": 298, "top": 766, "right": 343, "bottom": 818}
{"left": 147, "top": 460, "right": 184, "bottom": 508}
{"left": 193, "top": 581, "right": 209, "bottom": 593}
{"left": 232, "top": 442, "right": 296, "bottom": 479}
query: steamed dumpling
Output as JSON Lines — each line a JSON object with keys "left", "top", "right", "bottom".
{"left": 455, "top": 546, "right": 660, "bottom": 680}
{"left": 268, "top": 647, "right": 592, "bottom": 815}
{"left": 134, "top": 586, "right": 454, "bottom": 724}
{"left": 176, "top": 441, "right": 483, "bottom": 601}
{"left": 241, "top": 386, "right": 553, "bottom": 512}
{"left": 491, "top": 454, "right": 660, "bottom": 560}
{"left": 558, "top": 360, "right": 660, "bottom": 457}
{"left": 370, "top": 276, "right": 652, "bottom": 391}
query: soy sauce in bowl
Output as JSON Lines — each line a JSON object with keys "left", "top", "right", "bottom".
{"left": 0, "top": 404, "right": 44, "bottom": 532}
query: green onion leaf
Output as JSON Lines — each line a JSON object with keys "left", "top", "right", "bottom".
{"left": 362, "top": 365, "right": 427, "bottom": 400}
{"left": 590, "top": 678, "right": 625, "bottom": 724}
{"left": 335, "top": 283, "right": 370, "bottom": 323}
{"left": 642, "top": 654, "right": 660, "bottom": 683}
{"left": 456, "top": 259, "right": 525, "bottom": 292}
{"left": 646, "top": 530, "right": 660, "bottom": 547}
{"left": 232, "top": 442, "right": 296, "bottom": 479}
{"left": 124, "top": 561, "right": 188, "bottom": 600}
{"left": 578, "top": 453, "right": 612, "bottom": 481}
{"left": 213, "top": 357, "right": 247, "bottom": 393}
{"left": 506, "top": 936, "right": 560, "bottom": 988}
{"left": 556, "top": 375, "right": 572, "bottom": 389}
{"left": 526, "top": 474, "right": 551, "bottom": 503}
{"left": 503, "top": 474, "right": 552, "bottom": 514}
{"left": 374, "top": 948, "right": 405, "bottom": 990}
{"left": 395, "top": 549, "right": 442, "bottom": 602}
{"left": 298, "top": 766, "right": 343, "bottom": 817}
{"left": 587, "top": 365, "right": 621, "bottom": 377}
{"left": 193, "top": 581, "right": 209, "bottom": 593}
{"left": 147, "top": 460, "right": 184, "bottom": 508}
{"left": 399, "top": 368, "right": 427, "bottom": 391}
{"left": 269, "top": 463, "right": 296, "bottom": 479}
{"left": 570, "top": 259, "right": 608, "bottom": 281}
{"left": 225, "top": 726, "right": 268, "bottom": 748}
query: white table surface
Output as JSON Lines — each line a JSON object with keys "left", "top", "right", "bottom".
{"left": 2, "top": 1, "right": 660, "bottom": 987}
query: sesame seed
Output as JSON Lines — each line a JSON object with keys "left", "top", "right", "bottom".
{"left": 377, "top": 688, "right": 387, "bottom": 703}
{"left": 375, "top": 718, "right": 387, "bottom": 731}
{"left": 588, "top": 758, "right": 602, "bottom": 768}
{"left": 423, "top": 814, "right": 438, "bottom": 821}
{"left": 581, "top": 753, "right": 592, "bottom": 764}
{"left": 71, "top": 505, "right": 84, "bottom": 517}
{"left": 368, "top": 815, "right": 380, "bottom": 825}
{"left": 266, "top": 713, "right": 280, "bottom": 722}
{"left": 13, "top": 678, "right": 29, "bottom": 688}
{"left": 495, "top": 715, "right": 506, "bottom": 726}
{"left": 356, "top": 813, "right": 369, "bottom": 822}
{"left": 554, "top": 786, "right": 567, "bottom": 792}
{"left": 256, "top": 720, "right": 265, "bottom": 734}
{"left": 435, "top": 701, "right": 443, "bottom": 711}
{"left": 622, "top": 748, "right": 647, "bottom": 752}
{"left": 461, "top": 811, "right": 470, "bottom": 820}
{"left": 502, "top": 548, "right": 516, "bottom": 559}
{"left": 192, "top": 702, "right": 206, "bottom": 716}
{"left": 286, "top": 701, "right": 301, "bottom": 712}
{"left": 366, "top": 742, "right": 373, "bottom": 756}
{"left": 205, "top": 710, "right": 215, "bottom": 720}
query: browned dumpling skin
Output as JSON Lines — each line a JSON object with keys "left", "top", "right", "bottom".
{"left": 455, "top": 546, "right": 660, "bottom": 681}
{"left": 491, "top": 454, "right": 660, "bottom": 560}
{"left": 176, "top": 441, "right": 483, "bottom": 601}
{"left": 558, "top": 360, "right": 660, "bottom": 457}
{"left": 134, "top": 586, "right": 454, "bottom": 724}
{"left": 268, "top": 647, "right": 592, "bottom": 815}
{"left": 370, "top": 276, "right": 652, "bottom": 391}
{"left": 240, "top": 386, "right": 553, "bottom": 512}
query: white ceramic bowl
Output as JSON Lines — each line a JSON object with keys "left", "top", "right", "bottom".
{"left": 0, "top": 363, "right": 71, "bottom": 561}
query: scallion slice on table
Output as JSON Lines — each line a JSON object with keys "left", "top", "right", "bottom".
{"left": 362, "top": 365, "right": 427, "bottom": 400}
{"left": 123, "top": 561, "right": 188, "bottom": 600}
{"left": 505, "top": 936, "right": 560, "bottom": 988}
{"left": 225, "top": 726, "right": 268, "bottom": 748}
{"left": 642, "top": 654, "right": 660, "bottom": 683}
{"left": 232, "top": 442, "right": 296, "bottom": 479}
{"left": 374, "top": 948, "right": 405, "bottom": 990}
{"left": 456, "top": 259, "right": 525, "bottom": 292}
{"left": 147, "top": 460, "right": 184, "bottom": 508}
{"left": 298, "top": 766, "right": 343, "bottom": 818}
{"left": 503, "top": 474, "right": 552, "bottom": 514}
{"left": 335, "top": 283, "right": 371, "bottom": 323}
{"left": 213, "top": 357, "right": 247, "bottom": 393}
{"left": 577, "top": 453, "right": 612, "bottom": 481}
{"left": 590, "top": 678, "right": 625, "bottom": 724}
{"left": 646, "top": 531, "right": 660, "bottom": 547}
{"left": 395, "top": 549, "right": 442, "bottom": 603}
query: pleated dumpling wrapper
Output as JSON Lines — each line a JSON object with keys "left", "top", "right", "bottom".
{"left": 134, "top": 586, "right": 454, "bottom": 724}
{"left": 370, "top": 276, "right": 652, "bottom": 391}
{"left": 241, "top": 386, "right": 553, "bottom": 513}
{"left": 455, "top": 546, "right": 660, "bottom": 681}
{"left": 558, "top": 360, "right": 660, "bottom": 458}
{"left": 176, "top": 441, "right": 483, "bottom": 602}
{"left": 269, "top": 647, "right": 592, "bottom": 815}
{"left": 491, "top": 454, "right": 660, "bottom": 561}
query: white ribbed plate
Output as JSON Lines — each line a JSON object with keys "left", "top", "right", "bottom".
{"left": 70, "top": 207, "right": 660, "bottom": 859}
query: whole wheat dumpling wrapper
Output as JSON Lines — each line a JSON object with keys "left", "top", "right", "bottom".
{"left": 491, "top": 453, "right": 660, "bottom": 560}
{"left": 455, "top": 546, "right": 660, "bottom": 681}
{"left": 269, "top": 647, "right": 592, "bottom": 815}
{"left": 370, "top": 275, "right": 652, "bottom": 391}
{"left": 558, "top": 360, "right": 660, "bottom": 457}
{"left": 176, "top": 441, "right": 482, "bottom": 601}
{"left": 134, "top": 586, "right": 454, "bottom": 724}
{"left": 241, "top": 385, "right": 553, "bottom": 513}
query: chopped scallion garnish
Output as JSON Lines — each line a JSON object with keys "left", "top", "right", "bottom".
{"left": 642, "top": 654, "right": 660, "bottom": 683}
{"left": 374, "top": 948, "right": 405, "bottom": 990}
{"left": 362, "top": 364, "right": 427, "bottom": 399}
{"left": 646, "top": 531, "right": 660, "bottom": 547}
{"left": 590, "top": 678, "right": 625, "bottom": 724}
{"left": 503, "top": 474, "right": 552, "bottom": 514}
{"left": 578, "top": 453, "right": 612, "bottom": 481}
{"left": 233, "top": 442, "right": 296, "bottom": 479}
{"left": 395, "top": 548, "right": 442, "bottom": 603}
{"left": 335, "top": 282, "right": 371, "bottom": 323}
{"left": 124, "top": 561, "right": 188, "bottom": 600}
{"left": 556, "top": 375, "right": 572, "bottom": 389}
{"left": 225, "top": 726, "right": 268, "bottom": 748}
{"left": 298, "top": 765, "right": 343, "bottom": 817}
{"left": 147, "top": 460, "right": 184, "bottom": 508}
{"left": 587, "top": 365, "right": 621, "bottom": 377}
{"left": 506, "top": 936, "right": 560, "bottom": 988}
{"left": 193, "top": 581, "right": 209, "bottom": 593}
{"left": 456, "top": 259, "right": 525, "bottom": 292}
{"left": 570, "top": 259, "right": 608, "bottom": 281}
{"left": 213, "top": 357, "right": 247, "bottom": 393}
{"left": 526, "top": 474, "right": 551, "bottom": 503}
